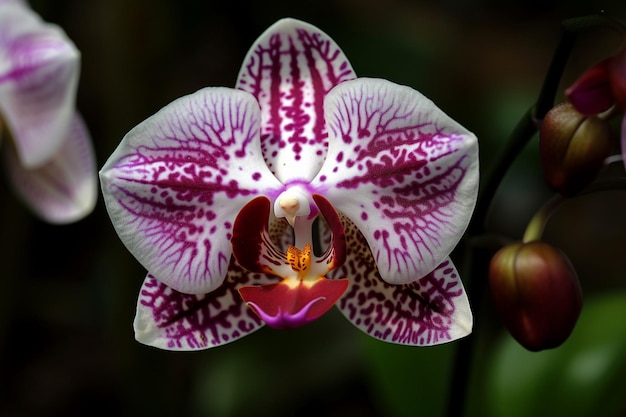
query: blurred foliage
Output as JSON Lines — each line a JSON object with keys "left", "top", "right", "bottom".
{"left": 487, "top": 293, "right": 626, "bottom": 417}
{"left": 2, "top": 0, "right": 626, "bottom": 416}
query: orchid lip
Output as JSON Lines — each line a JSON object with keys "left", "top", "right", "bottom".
{"left": 246, "top": 297, "right": 326, "bottom": 330}
{"left": 238, "top": 278, "right": 350, "bottom": 330}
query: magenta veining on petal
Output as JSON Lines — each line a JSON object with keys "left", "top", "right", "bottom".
{"left": 236, "top": 19, "right": 357, "bottom": 182}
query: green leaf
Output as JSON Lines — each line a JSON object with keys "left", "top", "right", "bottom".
{"left": 363, "top": 334, "right": 456, "bottom": 417}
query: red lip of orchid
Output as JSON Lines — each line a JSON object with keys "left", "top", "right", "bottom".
{"left": 100, "top": 18, "right": 479, "bottom": 350}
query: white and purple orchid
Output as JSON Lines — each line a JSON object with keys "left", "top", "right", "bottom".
{"left": 0, "top": 0, "right": 96, "bottom": 223}
{"left": 100, "top": 18, "right": 479, "bottom": 350}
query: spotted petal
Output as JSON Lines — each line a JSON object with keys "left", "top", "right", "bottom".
{"left": 0, "top": 1, "right": 80, "bottom": 168}
{"left": 5, "top": 112, "right": 96, "bottom": 223}
{"left": 100, "top": 87, "right": 282, "bottom": 294}
{"left": 332, "top": 217, "right": 471, "bottom": 345}
{"left": 236, "top": 18, "right": 356, "bottom": 182}
{"left": 312, "top": 78, "right": 479, "bottom": 285}
{"left": 338, "top": 258, "right": 472, "bottom": 345}
{"left": 134, "top": 259, "right": 275, "bottom": 351}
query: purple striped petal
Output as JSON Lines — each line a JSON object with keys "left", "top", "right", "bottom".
{"left": 0, "top": 1, "right": 80, "bottom": 168}
{"left": 5, "top": 112, "right": 96, "bottom": 223}
{"left": 332, "top": 216, "right": 471, "bottom": 345}
{"left": 134, "top": 260, "right": 276, "bottom": 350}
{"left": 236, "top": 18, "right": 356, "bottom": 183}
{"left": 100, "top": 87, "right": 282, "bottom": 294}
{"left": 313, "top": 78, "right": 479, "bottom": 285}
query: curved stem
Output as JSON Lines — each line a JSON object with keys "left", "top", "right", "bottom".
{"left": 521, "top": 172, "right": 626, "bottom": 243}
{"left": 522, "top": 195, "right": 567, "bottom": 242}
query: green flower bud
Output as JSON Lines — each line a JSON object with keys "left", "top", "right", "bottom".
{"left": 489, "top": 241, "right": 582, "bottom": 351}
{"left": 540, "top": 102, "right": 612, "bottom": 195}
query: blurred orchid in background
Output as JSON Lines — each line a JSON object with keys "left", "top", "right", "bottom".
{"left": 100, "top": 18, "right": 479, "bottom": 350}
{"left": 0, "top": 0, "right": 96, "bottom": 223}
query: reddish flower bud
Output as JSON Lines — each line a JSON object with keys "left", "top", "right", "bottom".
{"left": 608, "top": 48, "right": 626, "bottom": 110}
{"left": 489, "top": 241, "right": 582, "bottom": 351}
{"left": 540, "top": 102, "right": 612, "bottom": 195}
{"left": 565, "top": 59, "right": 614, "bottom": 115}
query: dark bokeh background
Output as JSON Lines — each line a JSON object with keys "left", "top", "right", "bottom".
{"left": 2, "top": 1, "right": 626, "bottom": 416}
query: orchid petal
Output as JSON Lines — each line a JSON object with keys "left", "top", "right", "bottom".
{"left": 0, "top": 1, "right": 80, "bottom": 167}
{"left": 100, "top": 87, "right": 282, "bottom": 294}
{"left": 134, "top": 259, "right": 275, "bottom": 351}
{"left": 236, "top": 18, "right": 356, "bottom": 183}
{"left": 5, "top": 112, "right": 96, "bottom": 223}
{"left": 331, "top": 215, "right": 471, "bottom": 345}
{"left": 313, "top": 78, "right": 479, "bottom": 285}
{"left": 337, "top": 257, "right": 472, "bottom": 345}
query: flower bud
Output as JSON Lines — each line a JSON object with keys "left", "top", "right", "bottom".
{"left": 539, "top": 102, "right": 612, "bottom": 195}
{"left": 565, "top": 59, "right": 614, "bottom": 115}
{"left": 489, "top": 241, "right": 582, "bottom": 351}
{"left": 608, "top": 48, "right": 626, "bottom": 110}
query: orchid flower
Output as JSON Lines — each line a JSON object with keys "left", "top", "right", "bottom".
{"left": 100, "top": 18, "right": 479, "bottom": 350}
{"left": 0, "top": 0, "right": 96, "bottom": 223}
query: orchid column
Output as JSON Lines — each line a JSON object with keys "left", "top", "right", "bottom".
{"left": 100, "top": 18, "right": 479, "bottom": 350}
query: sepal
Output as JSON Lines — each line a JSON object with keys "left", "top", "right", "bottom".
{"left": 332, "top": 216, "right": 472, "bottom": 345}
{"left": 134, "top": 259, "right": 274, "bottom": 350}
{"left": 0, "top": 0, "right": 80, "bottom": 167}
{"left": 235, "top": 18, "right": 356, "bottom": 182}
{"left": 5, "top": 112, "right": 96, "bottom": 223}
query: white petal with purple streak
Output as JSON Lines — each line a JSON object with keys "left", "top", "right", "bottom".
{"left": 100, "top": 87, "right": 282, "bottom": 294}
{"left": 313, "top": 78, "right": 479, "bottom": 285}
{"left": 0, "top": 1, "right": 80, "bottom": 167}
{"left": 236, "top": 18, "right": 356, "bottom": 182}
